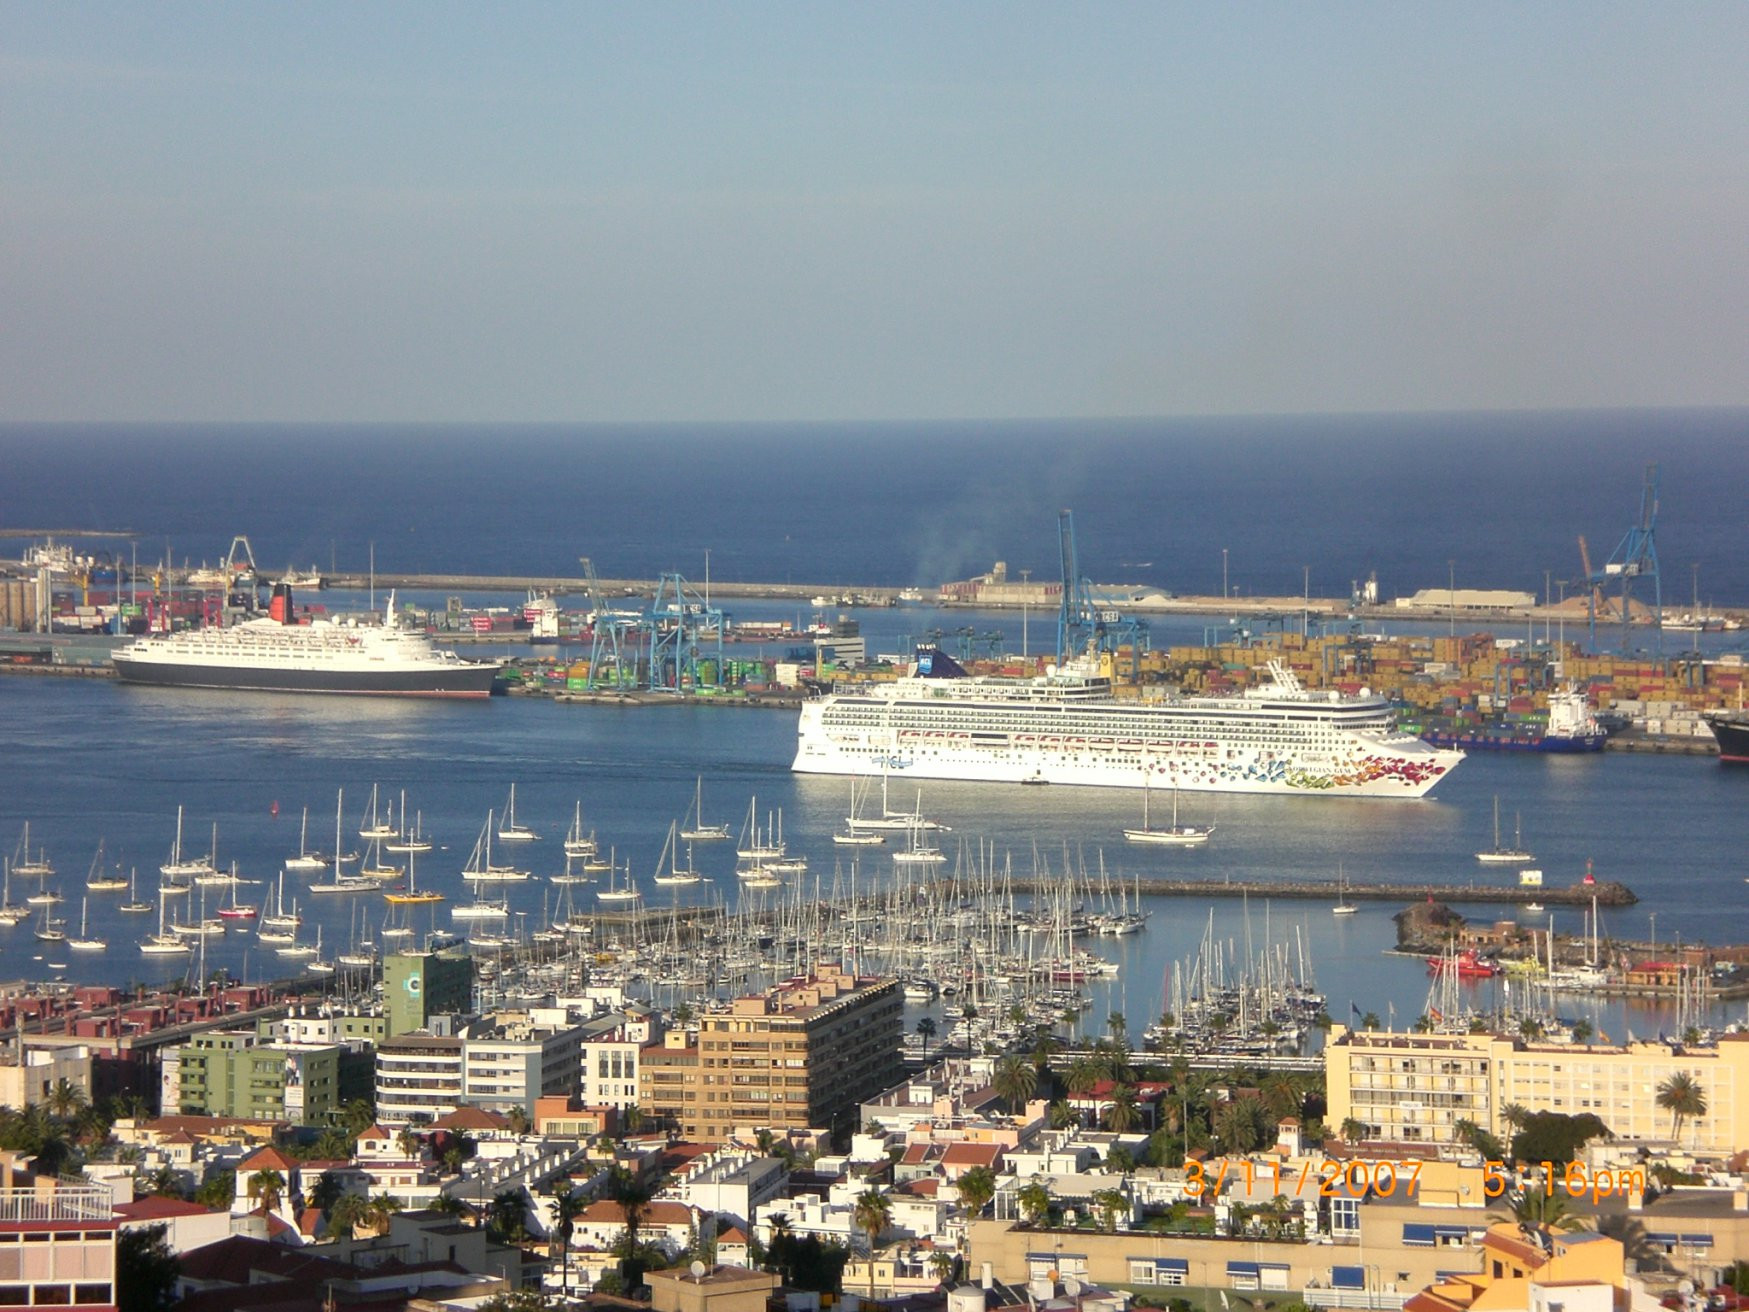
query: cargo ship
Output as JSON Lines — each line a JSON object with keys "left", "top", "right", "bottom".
{"left": 1702, "top": 710, "right": 1749, "bottom": 763}
{"left": 1412, "top": 686, "right": 1607, "bottom": 754}
{"left": 793, "top": 649, "right": 1462, "bottom": 798}
{"left": 112, "top": 586, "right": 502, "bottom": 698}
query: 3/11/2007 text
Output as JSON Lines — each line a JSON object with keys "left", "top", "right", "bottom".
{"left": 1181, "top": 1159, "right": 1646, "bottom": 1205}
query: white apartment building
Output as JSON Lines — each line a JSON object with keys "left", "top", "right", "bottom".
{"left": 461, "top": 1018, "right": 584, "bottom": 1116}
{"left": 375, "top": 1033, "right": 464, "bottom": 1126}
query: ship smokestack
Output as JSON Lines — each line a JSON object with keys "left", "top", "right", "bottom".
{"left": 269, "top": 583, "right": 294, "bottom": 625}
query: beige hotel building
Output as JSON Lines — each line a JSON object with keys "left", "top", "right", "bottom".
{"left": 1326, "top": 1026, "right": 1749, "bottom": 1152}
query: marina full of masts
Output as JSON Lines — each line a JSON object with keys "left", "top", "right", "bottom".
{"left": 7, "top": 789, "right": 1338, "bottom": 1063}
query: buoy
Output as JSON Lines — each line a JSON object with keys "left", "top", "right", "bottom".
{"left": 270, "top": 800, "right": 280, "bottom": 817}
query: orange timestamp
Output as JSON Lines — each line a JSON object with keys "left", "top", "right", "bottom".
{"left": 1182, "top": 1158, "right": 1646, "bottom": 1204}
{"left": 1486, "top": 1161, "right": 1646, "bottom": 1204}
{"left": 1184, "top": 1157, "right": 1427, "bottom": 1199}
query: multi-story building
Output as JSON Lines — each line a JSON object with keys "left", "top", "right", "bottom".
{"left": 375, "top": 1033, "right": 464, "bottom": 1126}
{"left": 165, "top": 1026, "right": 372, "bottom": 1126}
{"left": 0, "top": 1151, "right": 116, "bottom": 1312}
{"left": 460, "top": 1015, "right": 584, "bottom": 1116}
{"left": 581, "top": 1023, "right": 644, "bottom": 1112}
{"left": 1326, "top": 1026, "right": 1749, "bottom": 1151}
{"left": 640, "top": 968, "right": 902, "bottom": 1141}
{"left": 383, "top": 947, "right": 473, "bottom": 1037}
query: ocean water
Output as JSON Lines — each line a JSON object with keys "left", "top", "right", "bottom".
{"left": 2, "top": 409, "right": 1748, "bottom": 604}
{"left": 3, "top": 412, "right": 1747, "bottom": 1040}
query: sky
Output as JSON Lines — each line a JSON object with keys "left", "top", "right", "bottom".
{"left": 3, "top": 3, "right": 1748, "bottom": 424}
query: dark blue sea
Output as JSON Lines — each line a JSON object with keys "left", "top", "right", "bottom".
{"left": 2, "top": 413, "right": 1747, "bottom": 1041}
{"left": 3, "top": 409, "right": 1747, "bottom": 603}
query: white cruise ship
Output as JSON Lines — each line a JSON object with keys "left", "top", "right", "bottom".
{"left": 113, "top": 586, "right": 502, "bottom": 699}
{"left": 793, "top": 649, "right": 1462, "bottom": 798}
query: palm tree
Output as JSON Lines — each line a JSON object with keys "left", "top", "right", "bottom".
{"left": 956, "top": 1165, "right": 997, "bottom": 1220}
{"left": 1016, "top": 1180, "right": 1052, "bottom": 1226}
{"left": 1496, "top": 1186, "right": 1583, "bottom": 1233}
{"left": 992, "top": 1056, "right": 1038, "bottom": 1113}
{"left": 852, "top": 1189, "right": 893, "bottom": 1300}
{"left": 246, "top": 1169, "right": 286, "bottom": 1217}
{"left": 487, "top": 1189, "right": 527, "bottom": 1244}
{"left": 340, "top": 1099, "right": 376, "bottom": 1136}
{"left": 398, "top": 1128, "right": 422, "bottom": 1159}
{"left": 1360, "top": 1011, "right": 1381, "bottom": 1031}
{"left": 1064, "top": 1057, "right": 1099, "bottom": 1097}
{"left": 1261, "top": 1073, "right": 1302, "bottom": 1123}
{"left": 368, "top": 1193, "right": 403, "bottom": 1236}
{"left": 607, "top": 1164, "right": 654, "bottom": 1257}
{"left": 1047, "top": 1099, "right": 1077, "bottom": 1130}
{"left": 1104, "top": 1085, "right": 1141, "bottom": 1134}
{"left": 506, "top": 1106, "right": 531, "bottom": 1137}
{"left": 550, "top": 1185, "right": 585, "bottom": 1296}
{"left": 1339, "top": 1117, "right": 1366, "bottom": 1145}
{"left": 326, "top": 1191, "right": 372, "bottom": 1238}
{"left": 46, "top": 1079, "right": 88, "bottom": 1120}
{"left": 1656, "top": 1071, "right": 1707, "bottom": 1144}
{"left": 915, "top": 1016, "right": 937, "bottom": 1045}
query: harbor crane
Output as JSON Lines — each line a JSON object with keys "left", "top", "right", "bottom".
{"left": 1584, "top": 464, "right": 1663, "bottom": 653}
{"left": 1055, "top": 509, "right": 1148, "bottom": 678}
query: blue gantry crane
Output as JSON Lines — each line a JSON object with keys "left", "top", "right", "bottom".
{"left": 1055, "top": 509, "right": 1148, "bottom": 677}
{"left": 1586, "top": 464, "right": 1662, "bottom": 653}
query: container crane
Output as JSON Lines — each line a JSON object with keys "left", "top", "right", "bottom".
{"left": 1054, "top": 509, "right": 1148, "bottom": 678}
{"left": 1584, "top": 464, "right": 1662, "bottom": 653}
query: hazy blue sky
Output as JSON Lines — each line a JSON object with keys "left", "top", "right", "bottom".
{"left": 4, "top": 4, "right": 1747, "bottom": 423}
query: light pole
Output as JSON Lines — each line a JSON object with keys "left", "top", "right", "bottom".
{"left": 1020, "top": 570, "right": 1031, "bottom": 658}
{"left": 1222, "top": 548, "right": 1229, "bottom": 600}
{"left": 1303, "top": 564, "right": 1311, "bottom": 637}
{"left": 1448, "top": 560, "right": 1456, "bottom": 637}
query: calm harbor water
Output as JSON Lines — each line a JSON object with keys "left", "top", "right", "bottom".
{"left": 4, "top": 605, "right": 1745, "bottom": 1043}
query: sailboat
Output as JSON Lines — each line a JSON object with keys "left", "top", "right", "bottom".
{"left": 139, "top": 898, "right": 191, "bottom": 956}
{"left": 462, "top": 813, "right": 531, "bottom": 882}
{"left": 451, "top": 885, "right": 510, "bottom": 920}
{"left": 383, "top": 845, "right": 444, "bottom": 905}
{"left": 68, "top": 897, "right": 107, "bottom": 951}
{"left": 285, "top": 806, "right": 328, "bottom": 872}
{"left": 216, "top": 866, "right": 259, "bottom": 920}
{"left": 358, "top": 835, "right": 405, "bottom": 882}
{"left": 1332, "top": 864, "right": 1358, "bottom": 916}
{"left": 1123, "top": 776, "right": 1213, "bottom": 846}
{"left": 85, "top": 841, "right": 129, "bottom": 892}
{"left": 0, "top": 860, "right": 28, "bottom": 925}
{"left": 736, "top": 797, "right": 785, "bottom": 860}
{"left": 384, "top": 795, "right": 433, "bottom": 853}
{"left": 33, "top": 901, "right": 68, "bottom": 943}
{"left": 308, "top": 792, "right": 378, "bottom": 893}
{"left": 1475, "top": 796, "right": 1534, "bottom": 864}
{"left": 12, "top": 823, "right": 55, "bottom": 878}
{"left": 835, "top": 782, "right": 886, "bottom": 845}
{"left": 160, "top": 805, "right": 216, "bottom": 879}
{"left": 595, "top": 850, "right": 641, "bottom": 904}
{"left": 890, "top": 819, "right": 947, "bottom": 866}
{"left": 497, "top": 783, "right": 539, "bottom": 842}
{"left": 119, "top": 867, "right": 153, "bottom": 915}
{"left": 653, "top": 821, "right": 706, "bottom": 887}
{"left": 845, "top": 775, "right": 949, "bottom": 832}
{"left": 358, "top": 783, "right": 398, "bottom": 840}
{"left": 259, "top": 871, "right": 300, "bottom": 937}
{"left": 561, "top": 801, "right": 598, "bottom": 858}
{"left": 679, "top": 778, "right": 731, "bottom": 841}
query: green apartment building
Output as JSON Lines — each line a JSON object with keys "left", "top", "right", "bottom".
{"left": 171, "top": 1029, "right": 372, "bottom": 1126}
{"left": 384, "top": 947, "right": 474, "bottom": 1036}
